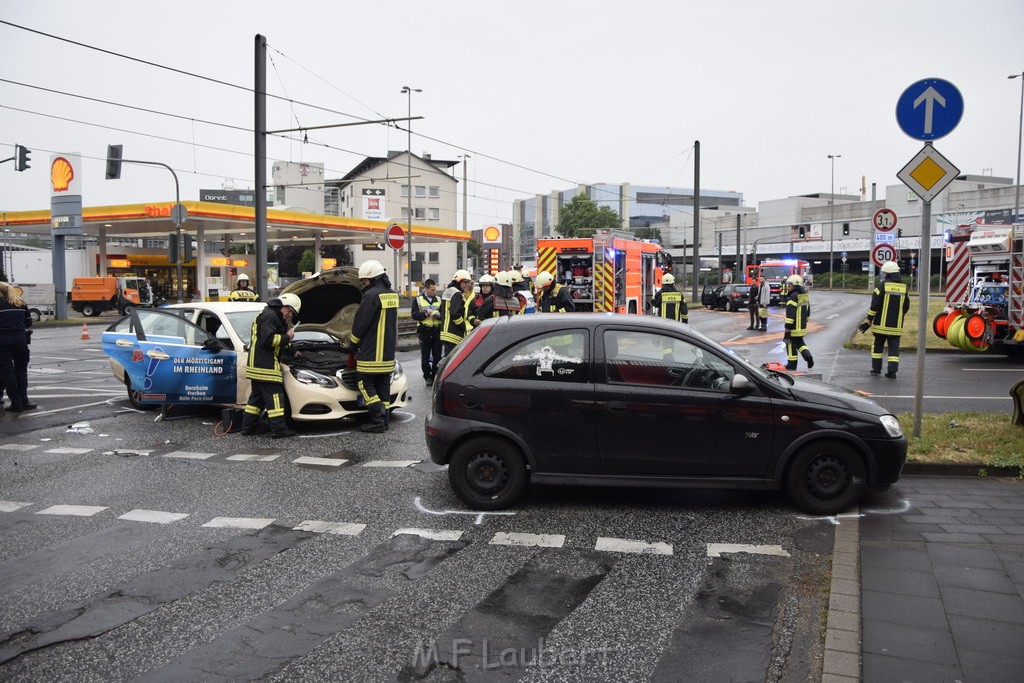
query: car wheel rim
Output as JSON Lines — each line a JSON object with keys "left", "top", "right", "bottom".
{"left": 466, "top": 452, "right": 508, "bottom": 495}
{"left": 804, "top": 455, "right": 848, "bottom": 501}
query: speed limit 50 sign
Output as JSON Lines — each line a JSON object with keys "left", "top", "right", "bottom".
{"left": 871, "top": 243, "right": 899, "bottom": 267}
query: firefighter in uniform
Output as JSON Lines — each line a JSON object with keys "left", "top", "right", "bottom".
{"left": 228, "top": 273, "right": 260, "bottom": 302}
{"left": 349, "top": 260, "right": 398, "bottom": 433}
{"left": 410, "top": 278, "right": 442, "bottom": 386}
{"left": 471, "top": 271, "right": 520, "bottom": 325}
{"left": 509, "top": 269, "right": 534, "bottom": 313}
{"left": 467, "top": 274, "right": 495, "bottom": 326}
{"left": 859, "top": 260, "right": 910, "bottom": 378}
{"left": 649, "top": 273, "right": 687, "bottom": 323}
{"left": 241, "top": 293, "right": 301, "bottom": 438}
{"left": 783, "top": 274, "right": 814, "bottom": 370}
{"left": 439, "top": 269, "right": 473, "bottom": 356}
{"left": 535, "top": 271, "right": 575, "bottom": 313}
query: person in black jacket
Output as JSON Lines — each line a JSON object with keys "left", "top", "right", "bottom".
{"left": 0, "top": 282, "right": 34, "bottom": 413}
{"left": 241, "top": 294, "right": 300, "bottom": 438}
{"left": 349, "top": 260, "right": 399, "bottom": 433}
{"left": 649, "top": 274, "right": 687, "bottom": 323}
{"left": 858, "top": 261, "right": 911, "bottom": 378}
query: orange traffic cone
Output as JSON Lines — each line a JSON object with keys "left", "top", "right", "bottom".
{"left": 81, "top": 322, "right": 90, "bottom": 340}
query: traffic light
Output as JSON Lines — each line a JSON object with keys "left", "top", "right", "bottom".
{"left": 105, "top": 144, "right": 123, "bottom": 180}
{"left": 897, "top": 228, "right": 903, "bottom": 238}
{"left": 842, "top": 222, "right": 850, "bottom": 236}
{"left": 14, "top": 144, "right": 31, "bottom": 172}
{"left": 798, "top": 225, "right": 806, "bottom": 239}
{"left": 183, "top": 234, "right": 194, "bottom": 262}
{"left": 168, "top": 233, "right": 179, "bottom": 263}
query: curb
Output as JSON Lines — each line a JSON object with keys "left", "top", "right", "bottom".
{"left": 901, "top": 462, "right": 1022, "bottom": 477}
{"left": 823, "top": 508, "right": 862, "bottom": 682}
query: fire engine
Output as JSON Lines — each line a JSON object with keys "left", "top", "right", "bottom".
{"left": 932, "top": 224, "right": 1024, "bottom": 356}
{"left": 745, "top": 259, "right": 812, "bottom": 305}
{"left": 535, "top": 231, "right": 672, "bottom": 313}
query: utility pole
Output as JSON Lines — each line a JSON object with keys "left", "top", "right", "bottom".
{"left": 691, "top": 140, "right": 700, "bottom": 302}
{"left": 460, "top": 154, "right": 470, "bottom": 269}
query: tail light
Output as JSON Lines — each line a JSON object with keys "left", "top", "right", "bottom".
{"left": 436, "top": 326, "right": 492, "bottom": 383}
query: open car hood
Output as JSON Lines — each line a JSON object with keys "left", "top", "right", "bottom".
{"left": 281, "top": 266, "right": 364, "bottom": 341}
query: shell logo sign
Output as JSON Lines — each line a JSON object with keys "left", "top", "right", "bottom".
{"left": 483, "top": 225, "right": 502, "bottom": 244}
{"left": 50, "top": 157, "right": 75, "bottom": 192}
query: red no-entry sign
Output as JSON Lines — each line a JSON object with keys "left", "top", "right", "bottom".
{"left": 386, "top": 223, "right": 405, "bottom": 250}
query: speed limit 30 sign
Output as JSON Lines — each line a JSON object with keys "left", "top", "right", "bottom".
{"left": 871, "top": 243, "right": 899, "bottom": 267}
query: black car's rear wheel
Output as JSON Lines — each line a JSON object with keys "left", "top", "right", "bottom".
{"left": 448, "top": 437, "right": 527, "bottom": 510}
{"left": 785, "top": 441, "right": 866, "bottom": 515}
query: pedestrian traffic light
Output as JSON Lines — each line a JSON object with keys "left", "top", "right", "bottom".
{"left": 183, "top": 234, "right": 194, "bottom": 262}
{"left": 842, "top": 222, "right": 850, "bottom": 236}
{"left": 14, "top": 144, "right": 31, "bottom": 172}
{"left": 105, "top": 144, "right": 123, "bottom": 180}
{"left": 168, "top": 233, "right": 179, "bottom": 263}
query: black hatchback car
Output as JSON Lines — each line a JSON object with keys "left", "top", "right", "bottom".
{"left": 701, "top": 283, "right": 752, "bottom": 311}
{"left": 425, "top": 314, "right": 906, "bottom": 515}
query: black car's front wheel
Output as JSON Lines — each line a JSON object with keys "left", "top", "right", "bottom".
{"left": 448, "top": 437, "right": 527, "bottom": 510}
{"left": 785, "top": 441, "right": 866, "bottom": 515}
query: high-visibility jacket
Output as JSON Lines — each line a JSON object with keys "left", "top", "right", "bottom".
{"left": 439, "top": 284, "right": 467, "bottom": 345}
{"left": 349, "top": 280, "right": 398, "bottom": 374}
{"left": 537, "top": 283, "right": 575, "bottom": 313}
{"left": 411, "top": 294, "right": 440, "bottom": 330}
{"left": 784, "top": 286, "right": 811, "bottom": 337}
{"left": 228, "top": 287, "right": 260, "bottom": 302}
{"left": 651, "top": 284, "right": 687, "bottom": 322}
{"left": 245, "top": 306, "right": 289, "bottom": 383}
{"left": 867, "top": 277, "right": 910, "bottom": 336}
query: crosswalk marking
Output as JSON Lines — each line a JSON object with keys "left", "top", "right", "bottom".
{"left": 119, "top": 509, "right": 190, "bottom": 524}
{"left": 292, "top": 520, "right": 366, "bottom": 535}
{"left": 0, "top": 444, "right": 39, "bottom": 451}
{"left": 706, "top": 543, "right": 790, "bottom": 558}
{"left": 226, "top": 453, "right": 281, "bottom": 462}
{"left": 489, "top": 532, "right": 566, "bottom": 548}
{"left": 0, "top": 500, "right": 32, "bottom": 512}
{"left": 202, "top": 517, "right": 276, "bottom": 530}
{"left": 361, "top": 460, "right": 420, "bottom": 467}
{"left": 393, "top": 528, "right": 464, "bottom": 541}
{"left": 36, "top": 505, "right": 108, "bottom": 517}
{"left": 595, "top": 537, "right": 674, "bottom": 556}
{"left": 292, "top": 456, "right": 348, "bottom": 466}
{"left": 44, "top": 447, "right": 95, "bottom": 455}
{"left": 163, "top": 451, "right": 217, "bottom": 460}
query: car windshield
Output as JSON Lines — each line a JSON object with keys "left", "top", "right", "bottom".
{"left": 224, "top": 310, "right": 261, "bottom": 346}
{"left": 760, "top": 266, "right": 793, "bottom": 280}
{"left": 293, "top": 330, "right": 336, "bottom": 343}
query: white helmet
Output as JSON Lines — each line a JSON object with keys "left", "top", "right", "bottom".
{"left": 236, "top": 273, "right": 250, "bottom": 283}
{"left": 452, "top": 269, "right": 472, "bottom": 283}
{"left": 662, "top": 274, "right": 675, "bottom": 285}
{"left": 478, "top": 274, "right": 495, "bottom": 285}
{"left": 787, "top": 274, "right": 803, "bottom": 286}
{"left": 509, "top": 270, "right": 524, "bottom": 283}
{"left": 496, "top": 271, "right": 514, "bottom": 287}
{"left": 278, "top": 292, "right": 302, "bottom": 314}
{"left": 358, "top": 260, "right": 386, "bottom": 279}
{"left": 535, "top": 271, "right": 554, "bottom": 288}
{"left": 881, "top": 261, "right": 900, "bottom": 274}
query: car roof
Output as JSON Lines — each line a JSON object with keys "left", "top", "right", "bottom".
{"left": 163, "top": 302, "right": 266, "bottom": 314}
{"left": 483, "top": 312, "right": 698, "bottom": 336}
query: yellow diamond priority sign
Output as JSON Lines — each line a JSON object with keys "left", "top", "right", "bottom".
{"left": 897, "top": 143, "right": 960, "bottom": 203}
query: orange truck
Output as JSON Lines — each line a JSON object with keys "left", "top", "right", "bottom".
{"left": 536, "top": 231, "right": 672, "bottom": 313}
{"left": 70, "top": 276, "right": 155, "bottom": 317}
{"left": 745, "top": 259, "right": 812, "bottom": 305}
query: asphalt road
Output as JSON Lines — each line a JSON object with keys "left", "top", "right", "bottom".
{"left": 0, "top": 297, "right": 1018, "bottom": 680}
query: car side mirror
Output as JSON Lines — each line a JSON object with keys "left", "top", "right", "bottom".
{"left": 730, "top": 373, "right": 755, "bottom": 395}
{"left": 202, "top": 337, "right": 224, "bottom": 353}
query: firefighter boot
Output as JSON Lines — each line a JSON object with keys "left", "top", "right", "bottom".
{"left": 802, "top": 349, "right": 814, "bottom": 370}
{"left": 360, "top": 403, "right": 387, "bottom": 433}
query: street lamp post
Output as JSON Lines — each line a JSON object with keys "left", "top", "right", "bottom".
{"left": 828, "top": 154, "right": 841, "bottom": 289}
{"left": 458, "top": 153, "right": 470, "bottom": 270}
{"left": 1010, "top": 72, "right": 1024, "bottom": 222}
{"left": 401, "top": 85, "right": 421, "bottom": 297}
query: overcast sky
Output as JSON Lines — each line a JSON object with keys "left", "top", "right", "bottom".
{"left": 2, "top": 1, "right": 1022, "bottom": 231}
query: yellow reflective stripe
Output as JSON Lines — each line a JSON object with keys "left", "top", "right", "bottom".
{"left": 244, "top": 405, "right": 261, "bottom": 415}
{"left": 349, "top": 333, "right": 361, "bottom": 345}
{"left": 357, "top": 360, "right": 396, "bottom": 373}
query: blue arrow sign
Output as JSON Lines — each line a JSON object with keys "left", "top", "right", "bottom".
{"left": 896, "top": 78, "right": 964, "bottom": 141}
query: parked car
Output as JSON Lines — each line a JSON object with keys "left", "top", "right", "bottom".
{"left": 701, "top": 283, "right": 752, "bottom": 311}
{"left": 425, "top": 314, "right": 907, "bottom": 515}
{"left": 102, "top": 266, "right": 409, "bottom": 421}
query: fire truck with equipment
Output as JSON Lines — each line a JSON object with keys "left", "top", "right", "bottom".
{"left": 932, "top": 223, "right": 1024, "bottom": 357}
{"left": 745, "top": 259, "right": 812, "bottom": 305}
{"left": 535, "top": 231, "right": 672, "bottom": 314}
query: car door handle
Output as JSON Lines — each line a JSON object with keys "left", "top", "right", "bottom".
{"left": 115, "top": 339, "right": 135, "bottom": 347}
{"left": 607, "top": 401, "right": 628, "bottom": 412}
{"left": 146, "top": 350, "right": 170, "bottom": 360}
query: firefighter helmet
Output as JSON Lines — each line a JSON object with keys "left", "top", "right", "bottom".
{"left": 452, "top": 269, "right": 472, "bottom": 283}
{"left": 358, "top": 260, "right": 386, "bottom": 279}
{"left": 236, "top": 273, "right": 250, "bottom": 283}
{"left": 881, "top": 260, "right": 900, "bottom": 274}
{"left": 509, "top": 270, "right": 524, "bottom": 283}
{"left": 787, "top": 274, "right": 803, "bottom": 286}
{"left": 662, "top": 274, "right": 675, "bottom": 285}
{"left": 535, "top": 271, "right": 554, "bottom": 289}
{"left": 496, "top": 271, "right": 514, "bottom": 287}
{"left": 478, "top": 274, "right": 495, "bottom": 285}
{"left": 278, "top": 293, "right": 302, "bottom": 314}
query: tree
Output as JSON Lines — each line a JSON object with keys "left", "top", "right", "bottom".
{"left": 466, "top": 238, "right": 482, "bottom": 270}
{"left": 556, "top": 193, "right": 621, "bottom": 238}
{"left": 633, "top": 227, "right": 663, "bottom": 242}
{"left": 297, "top": 248, "right": 316, "bottom": 275}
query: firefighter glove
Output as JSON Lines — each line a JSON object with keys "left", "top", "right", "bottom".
{"left": 858, "top": 321, "right": 871, "bottom": 333}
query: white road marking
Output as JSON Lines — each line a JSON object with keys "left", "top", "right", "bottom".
{"left": 706, "top": 543, "right": 790, "bottom": 558}
{"left": 0, "top": 444, "right": 38, "bottom": 451}
{"left": 867, "top": 395, "right": 1011, "bottom": 400}
{"left": 103, "top": 449, "right": 154, "bottom": 456}
{"left": 44, "top": 447, "right": 94, "bottom": 455}
{"left": 226, "top": 453, "right": 281, "bottom": 462}
{"left": 20, "top": 392, "right": 124, "bottom": 399}
{"left": 490, "top": 532, "right": 566, "bottom": 548}
{"left": 826, "top": 313, "right": 840, "bottom": 319}
{"left": 962, "top": 368, "right": 1024, "bottom": 372}
{"left": 37, "top": 505, "right": 108, "bottom": 517}
{"left": 413, "top": 496, "right": 515, "bottom": 525}
{"left": 293, "top": 520, "right": 366, "bottom": 535}
{"left": 32, "top": 356, "right": 78, "bottom": 361}
{"left": 163, "top": 451, "right": 217, "bottom": 460}
{"left": 361, "top": 460, "right": 419, "bottom": 468}
{"left": 595, "top": 537, "right": 673, "bottom": 556}
{"left": 393, "top": 528, "right": 464, "bottom": 541}
{"left": 0, "top": 501, "right": 32, "bottom": 512}
{"left": 292, "top": 456, "right": 348, "bottom": 466}
{"left": 27, "top": 368, "right": 66, "bottom": 374}
{"left": 725, "top": 335, "right": 742, "bottom": 343}
{"left": 202, "top": 517, "right": 275, "bottom": 529}
{"left": 25, "top": 399, "right": 120, "bottom": 417}
{"left": 119, "top": 509, "right": 189, "bottom": 524}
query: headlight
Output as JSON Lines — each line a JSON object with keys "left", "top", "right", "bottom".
{"left": 292, "top": 368, "right": 338, "bottom": 388}
{"left": 879, "top": 414, "right": 903, "bottom": 438}
{"left": 391, "top": 361, "right": 405, "bottom": 382}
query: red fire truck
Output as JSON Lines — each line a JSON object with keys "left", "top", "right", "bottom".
{"left": 745, "top": 259, "right": 812, "bottom": 305}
